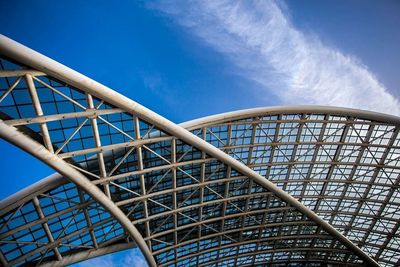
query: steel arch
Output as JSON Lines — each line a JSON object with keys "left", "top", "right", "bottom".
{"left": 1, "top": 35, "right": 399, "bottom": 266}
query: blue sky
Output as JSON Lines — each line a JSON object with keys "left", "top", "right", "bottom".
{"left": 0, "top": 0, "right": 399, "bottom": 266}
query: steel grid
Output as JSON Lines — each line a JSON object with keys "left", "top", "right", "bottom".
{"left": 0, "top": 35, "right": 399, "bottom": 266}
{"left": 184, "top": 112, "right": 400, "bottom": 266}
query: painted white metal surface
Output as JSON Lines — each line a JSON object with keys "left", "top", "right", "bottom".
{"left": 0, "top": 34, "right": 393, "bottom": 266}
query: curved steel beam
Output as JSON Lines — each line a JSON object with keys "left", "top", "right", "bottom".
{"left": 161, "top": 247, "right": 356, "bottom": 267}
{"left": 0, "top": 173, "right": 67, "bottom": 216}
{"left": 199, "top": 255, "right": 363, "bottom": 267}
{"left": 180, "top": 105, "right": 400, "bottom": 130}
{"left": 0, "top": 35, "right": 384, "bottom": 266}
{"left": 143, "top": 206, "right": 291, "bottom": 239}
{"left": 237, "top": 260, "right": 362, "bottom": 267}
{"left": 0, "top": 120, "right": 156, "bottom": 267}
{"left": 3, "top": 104, "right": 399, "bottom": 216}
{"left": 152, "top": 223, "right": 317, "bottom": 255}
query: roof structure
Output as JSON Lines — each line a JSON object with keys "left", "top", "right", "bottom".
{"left": 0, "top": 35, "right": 399, "bottom": 267}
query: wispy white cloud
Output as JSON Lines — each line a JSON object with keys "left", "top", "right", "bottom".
{"left": 75, "top": 254, "right": 115, "bottom": 267}
{"left": 149, "top": 0, "right": 400, "bottom": 115}
{"left": 122, "top": 248, "right": 148, "bottom": 267}
{"left": 73, "top": 248, "right": 147, "bottom": 267}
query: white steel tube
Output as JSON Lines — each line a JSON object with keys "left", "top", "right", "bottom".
{"left": 0, "top": 34, "right": 381, "bottom": 266}
{"left": 0, "top": 120, "right": 156, "bottom": 267}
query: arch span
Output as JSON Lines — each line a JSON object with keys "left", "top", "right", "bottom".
{"left": 2, "top": 35, "right": 398, "bottom": 266}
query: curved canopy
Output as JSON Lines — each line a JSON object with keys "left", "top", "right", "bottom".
{"left": 1, "top": 35, "right": 399, "bottom": 267}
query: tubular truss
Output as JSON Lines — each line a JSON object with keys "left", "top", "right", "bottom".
{"left": 0, "top": 35, "right": 399, "bottom": 267}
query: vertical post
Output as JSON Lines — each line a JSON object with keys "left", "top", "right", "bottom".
{"left": 86, "top": 93, "right": 110, "bottom": 198}
{"left": 78, "top": 189, "right": 98, "bottom": 249}
{"left": 171, "top": 138, "right": 178, "bottom": 262}
{"left": 25, "top": 74, "right": 53, "bottom": 153}
{"left": 196, "top": 127, "right": 207, "bottom": 266}
{"left": 134, "top": 117, "right": 152, "bottom": 250}
{"left": 33, "top": 197, "right": 62, "bottom": 261}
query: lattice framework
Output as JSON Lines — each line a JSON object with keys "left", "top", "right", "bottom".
{"left": 1, "top": 35, "right": 399, "bottom": 267}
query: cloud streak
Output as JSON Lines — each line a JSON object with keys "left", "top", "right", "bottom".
{"left": 150, "top": 0, "right": 400, "bottom": 115}
{"left": 122, "top": 248, "right": 148, "bottom": 267}
{"left": 75, "top": 254, "right": 115, "bottom": 267}
{"left": 74, "top": 248, "right": 147, "bottom": 267}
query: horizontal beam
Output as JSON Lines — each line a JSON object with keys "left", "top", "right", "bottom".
{"left": 160, "top": 246, "right": 352, "bottom": 267}
{"left": 221, "top": 141, "right": 400, "bottom": 150}
{"left": 58, "top": 135, "right": 172, "bottom": 159}
{"left": 0, "top": 69, "right": 45, "bottom": 77}
{"left": 143, "top": 206, "right": 291, "bottom": 240}
{"left": 0, "top": 200, "right": 96, "bottom": 240}
{"left": 5, "top": 216, "right": 114, "bottom": 266}
{"left": 153, "top": 221, "right": 316, "bottom": 255}
{"left": 236, "top": 260, "right": 363, "bottom": 267}
{"left": 197, "top": 258, "right": 365, "bottom": 267}
{"left": 114, "top": 176, "right": 249, "bottom": 204}
{"left": 92, "top": 158, "right": 214, "bottom": 185}
{"left": 4, "top": 108, "right": 123, "bottom": 126}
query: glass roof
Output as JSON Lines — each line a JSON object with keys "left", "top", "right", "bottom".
{"left": 0, "top": 45, "right": 399, "bottom": 267}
